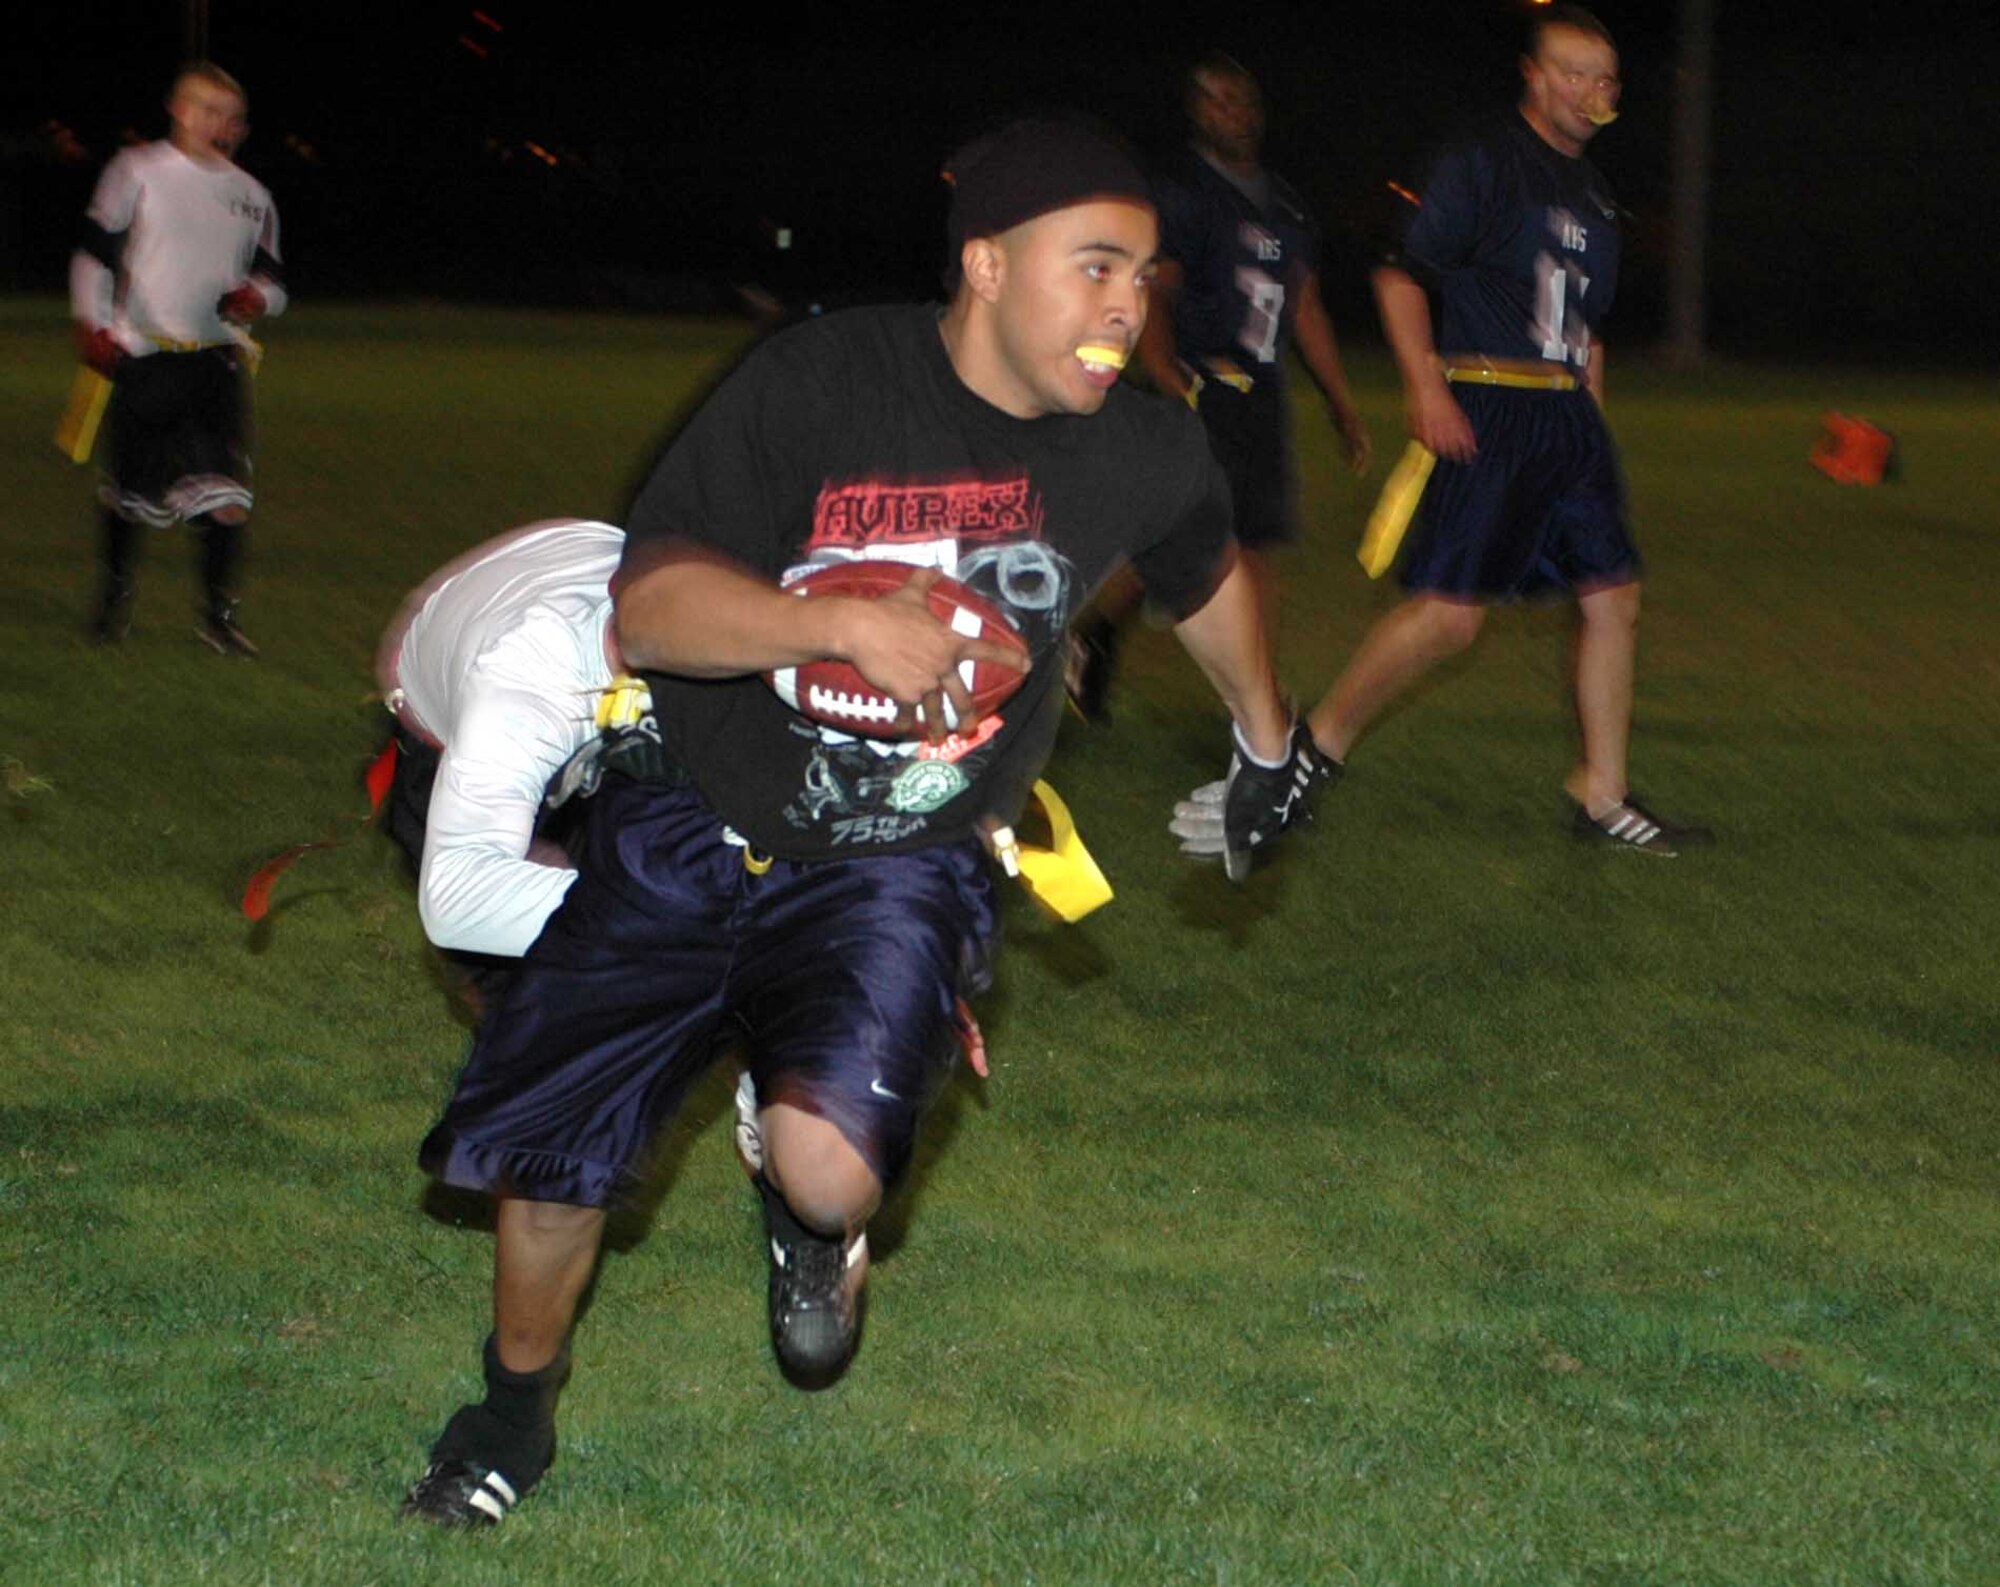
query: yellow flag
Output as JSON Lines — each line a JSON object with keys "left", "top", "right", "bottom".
{"left": 55, "top": 368, "right": 113, "bottom": 464}
{"left": 1356, "top": 441, "right": 1436, "bottom": 579}
{"left": 1014, "top": 780, "right": 1113, "bottom": 922}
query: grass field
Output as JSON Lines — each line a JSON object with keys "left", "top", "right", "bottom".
{"left": 2, "top": 297, "right": 1997, "bottom": 1586}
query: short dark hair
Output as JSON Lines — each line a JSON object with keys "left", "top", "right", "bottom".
{"left": 1184, "top": 51, "right": 1258, "bottom": 117}
{"left": 1526, "top": 5, "right": 1616, "bottom": 57}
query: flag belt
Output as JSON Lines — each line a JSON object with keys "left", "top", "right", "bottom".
{"left": 1440, "top": 358, "right": 1578, "bottom": 392}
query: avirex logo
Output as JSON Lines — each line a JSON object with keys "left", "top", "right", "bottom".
{"left": 809, "top": 476, "right": 1042, "bottom": 550}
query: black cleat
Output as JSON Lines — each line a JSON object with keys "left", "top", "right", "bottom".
{"left": 400, "top": 1459, "right": 525, "bottom": 1528}
{"left": 760, "top": 1176, "right": 864, "bottom": 1389}
{"left": 196, "top": 605, "right": 260, "bottom": 658}
{"left": 1571, "top": 795, "right": 1714, "bottom": 858}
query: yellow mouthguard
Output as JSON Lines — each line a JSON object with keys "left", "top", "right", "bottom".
{"left": 1075, "top": 343, "right": 1128, "bottom": 370}
{"left": 1584, "top": 106, "right": 1620, "bottom": 126}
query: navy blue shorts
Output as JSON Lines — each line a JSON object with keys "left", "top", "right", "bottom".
{"left": 418, "top": 776, "right": 998, "bottom": 1207}
{"left": 1398, "top": 385, "right": 1640, "bottom": 601}
{"left": 1196, "top": 380, "right": 1297, "bottom": 548}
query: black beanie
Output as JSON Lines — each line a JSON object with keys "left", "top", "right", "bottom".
{"left": 942, "top": 116, "right": 1153, "bottom": 259}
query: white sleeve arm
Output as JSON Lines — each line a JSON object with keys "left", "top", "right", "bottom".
{"left": 251, "top": 198, "right": 287, "bottom": 317}
{"left": 71, "top": 154, "right": 138, "bottom": 329}
{"left": 70, "top": 252, "right": 115, "bottom": 331}
{"left": 417, "top": 693, "right": 583, "bottom": 957}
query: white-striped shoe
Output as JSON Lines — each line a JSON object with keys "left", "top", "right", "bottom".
{"left": 1572, "top": 796, "right": 1713, "bottom": 858}
{"left": 401, "top": 1460, "right": 524, "bottom": 1528}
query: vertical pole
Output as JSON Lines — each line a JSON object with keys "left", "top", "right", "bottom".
{"left": 1666, "top": 0, "right": 1713, "bottom": 367}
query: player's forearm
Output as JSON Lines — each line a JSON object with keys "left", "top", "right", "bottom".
{"left": 1585, "top": 339, "right": 1606, "bottom": 405}
{"left": 69, "top": 252, "right": 114, "bottom": 332}
{"left": 1172, "top": 557, "right": 1288, "bottom": 761}
{"left": 1291, "top": 274, "right": 1360, "bottom": 417}
{"left": 615, "top": 546, "right": 850, "bottom": 678}
{"left": 418, "top": 742, "right": 579, "bottom": 955}
{"left": 420, "top": 844, "right": 578, "bottom": 957}
{"left": 1373, "top": 267, "right": 1446, "bottom": 397}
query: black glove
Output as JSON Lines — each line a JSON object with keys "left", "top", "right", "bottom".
{"left": 1218, "top": 720, "right": 1337, "bottom": 880}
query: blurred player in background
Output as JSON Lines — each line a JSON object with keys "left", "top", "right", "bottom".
{"left": 1069, "top": 53, "right": 1371, "bottom": 722}
{"left": 399, "top": 115, "right": 1328, "bottom": 1530}
{"left": 71, "top": 62, "right": 284, "bottom": 655}
{"left": 1182, "top": 7, "right": 1709, "bottom": 857}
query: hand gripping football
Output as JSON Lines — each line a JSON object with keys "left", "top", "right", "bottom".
{"left": 766, "top": 560, "right": 1028, "bottom": 738}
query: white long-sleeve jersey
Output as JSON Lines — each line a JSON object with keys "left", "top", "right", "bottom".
{"left": 378, "top": 521, "right": 625, "bottom": 958}
{"left": 71, "top": 140, "right": 286, "bottom": 353}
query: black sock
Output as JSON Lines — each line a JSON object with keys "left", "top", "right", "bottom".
{"left": 189, "top": 513, "right": 245, "bottom": 618}
{"left": 429, "top": 1335, "right": 567, "bottom": 1487}
{"left": 99, "top": 509, "right": 140, "bottom": 600}
{"left": 480, "top": 1332, "right": 568, "bottom": 1433}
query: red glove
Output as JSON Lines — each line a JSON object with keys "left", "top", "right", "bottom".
{"left": 78, "top": 325, "right": 124, "bottom": 376}
{"left": 217, "top": 284, "right": 266, "bottom": 325}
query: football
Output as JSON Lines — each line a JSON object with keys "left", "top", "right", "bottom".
{"left": 766, "top": 559, "right": 1029, "bottom": 738}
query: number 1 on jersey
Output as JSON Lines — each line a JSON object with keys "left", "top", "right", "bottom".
{"left": 1532, "top": 251, "right": 1592, "bottom": 368}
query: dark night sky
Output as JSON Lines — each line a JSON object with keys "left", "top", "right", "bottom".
{"left": 8, "top": 1, "right": 1998, "bottom": 357}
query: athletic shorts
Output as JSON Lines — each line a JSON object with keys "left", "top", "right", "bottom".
{"left": 1398, "top": 385, "right": 1641, "bottom": 601}
{"left": 102, "top": 346, "right": 253, "bottom": 528}
{"left": 418, "top": 775, "right": 998, "bottom": 1206}
{"left": 1196, "top": 380, "right": 1297, "bottom": 549}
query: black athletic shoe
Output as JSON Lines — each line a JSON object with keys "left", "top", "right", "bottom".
{"left": 1063, "top": 616, "right": 1120, "bottom": 725}
{"left": 401, "top": 1459, "right": 525, "bottom": 1528}
{"left": 196, "top": 606, "right": 260, "bottom": 658}
{"left": 760, "top": 1177, "right": 864, "bottom": 1389}
{"left": 1571, "top": 795, "right": 1714, "bottom": 858}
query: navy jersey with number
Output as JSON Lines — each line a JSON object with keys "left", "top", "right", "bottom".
{"left": 1156, "top": 153, "right": 1320, "bottom": 370}
{"left": 1397, "top": 114, "right": 1620, "bottom": 370}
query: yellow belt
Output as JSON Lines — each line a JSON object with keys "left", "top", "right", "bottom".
{"left": 1441, "top": 361, "right": 1578, "bottom": 392}
{"left": 153, "top": 335, "right": 265, "bottom": 374}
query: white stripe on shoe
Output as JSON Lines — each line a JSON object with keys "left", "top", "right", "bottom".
{"left": 467, "top": 1470, "right": 518, "bottom": 1522}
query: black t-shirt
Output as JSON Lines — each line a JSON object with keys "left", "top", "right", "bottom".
{"left": 620, "top": 303, "right": 1235, "bottom": 861}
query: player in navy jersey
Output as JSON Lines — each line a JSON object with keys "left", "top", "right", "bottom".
{"left": 1068, "top": 55, "right": 1370, "bottom": 722}
{"left": 398, "top": 116, "right": 1330, "bottom": 1529}
{"left": 1198, "top": 8, "right": 1705, "bottom": 857}
{"left": 71, "top": 63, "right": 285, "bottom": 655}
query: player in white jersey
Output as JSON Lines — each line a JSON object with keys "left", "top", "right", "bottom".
{"left": 375, "top": 521, "right": 631, "bottom": 962}
{"left": 71, "top": 63, "right": 286, "bottom": 654}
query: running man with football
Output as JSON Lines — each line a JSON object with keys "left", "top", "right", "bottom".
{"left": 400, "top": 116, "right": 1330, "bottom": 1527}
{"left": 1181, "top": 6, "right": 1709, "bottom": 857}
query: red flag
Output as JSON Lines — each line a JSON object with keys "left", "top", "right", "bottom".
{"left": 240, "top": 739, "right": 401, "bottom": 920}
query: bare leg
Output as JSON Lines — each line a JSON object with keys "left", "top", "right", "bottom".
{"left": 1304, "top": 594, "right": 1487, "bottom": 761}
{"left": 492, "top": 1198, "right": 606, "bottom": 1373}
{"left": 1238, "top": 544, "right": 1283, "bottom": 660}
{"left": 761, "top": 1102, "right": 879, "bottom": 1298}
{"left": 1565, "top": 581, "right": 1641, "bottom": 814}
{"left": 757, "top": 1103, "right": 879, "bottom": 1383}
